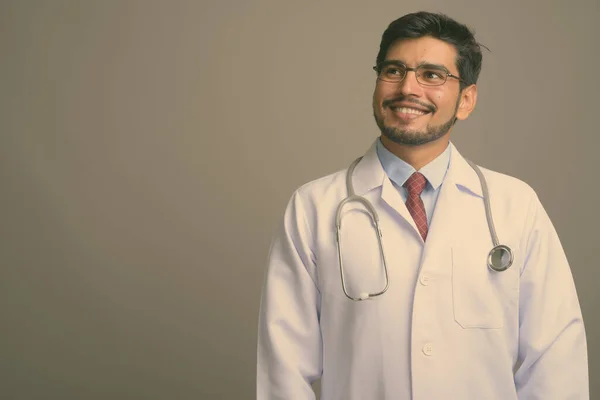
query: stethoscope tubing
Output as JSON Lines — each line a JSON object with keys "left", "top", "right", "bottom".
{"left": 336, "top": 155, "right": 513, "bottom": 301}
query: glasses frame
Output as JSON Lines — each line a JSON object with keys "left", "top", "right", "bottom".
{"left": 373, "top": 61, "right": 463, "bottom": 86}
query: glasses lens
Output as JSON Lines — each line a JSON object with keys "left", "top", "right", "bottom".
{"left": 379, "top": 65, "right": 406, "bottom": 82}
{"left": 417, "top": 66, "right": 448, "bottom": 86}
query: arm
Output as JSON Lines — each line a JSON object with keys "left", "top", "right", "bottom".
{"left": 257, "top": 191, "right": 322, "bottom": 400}
{"left": 514, "top": 193, "right": 589, "bottom": 399}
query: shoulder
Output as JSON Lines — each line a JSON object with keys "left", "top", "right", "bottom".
{"left": 478, "top": 165, "right": 537, "bottom": 200}
{"left": 450, "top": 143, "right": 538, "bottom": 209}
{"left": 475, "top": 164, "right": 548, "bottom": 236}
{"left": 288, "top": 167, "right": 349, "bottom": 212}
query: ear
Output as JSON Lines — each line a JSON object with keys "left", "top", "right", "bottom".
{"left": 455, "top": 84, "right": 478, "bottom": 120}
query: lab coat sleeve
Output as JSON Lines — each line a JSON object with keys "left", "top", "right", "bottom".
{"left": 257, "top": 190, "right": 322, "bottom": 400}
{"left": 514, "top": 192, "right": 589, "bottom": 399}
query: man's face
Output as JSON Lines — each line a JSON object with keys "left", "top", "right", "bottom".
{"left": 372, "top": 36, "right": 472, "bottom": 146}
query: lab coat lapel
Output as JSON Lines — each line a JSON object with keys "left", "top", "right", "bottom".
{"left": 350, "top": 140, "right": 385, "bottom": 196}
{"left": 419, "top": 165, "right": 458, "bottom": 266}
{"left": 420, "top": 143, "right": 483, "bottom": 266}
{"left": 351, "top": 140, "right": 481, "bottom": 245}
{"left": 380, "top": 176, "right": 421, "bottom": 237}
{"left": 352, "top": 140, "right": 421, "bottom": 237}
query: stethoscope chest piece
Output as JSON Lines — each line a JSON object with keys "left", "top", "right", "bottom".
{"left": 487, "top": 244, "right": 514, "bottom": 272}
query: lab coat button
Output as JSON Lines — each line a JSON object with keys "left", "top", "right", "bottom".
{"left": 420, "top": 274, "right": 430, "bottom": 286}
{"left": 422, "top": 343, "right": 434, "bottom": 356}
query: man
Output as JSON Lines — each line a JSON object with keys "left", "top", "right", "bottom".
{"left": 257, "top": 12, "right": 588, "bottom": 400}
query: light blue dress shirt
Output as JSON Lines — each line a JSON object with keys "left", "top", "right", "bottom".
{"left": 375, "top": 138, "right": 452, "bottom": 226}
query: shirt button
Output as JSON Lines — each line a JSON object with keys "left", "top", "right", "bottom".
{"left": 420, "top": 274, "right": 430, "bottom": 286}
{"left": 422, "top": 343, "right": 434, "bottom": 356}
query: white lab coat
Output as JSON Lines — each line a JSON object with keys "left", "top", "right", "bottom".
{"left": 257, "top": 140, "right": 588, "bottom": 400}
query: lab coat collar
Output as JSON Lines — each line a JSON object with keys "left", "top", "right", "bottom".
{"left": 446, "top": 142, "right": 483, "bottom": 198}
{"left": 351, "top": 140, "right": 386, "bottom": 196}
{"left": 352, "top": 139, "right": 483, "bottom": 198}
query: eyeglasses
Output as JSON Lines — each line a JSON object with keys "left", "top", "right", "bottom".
{"left": 373, "top": 61, "right": 462, "bottom": 86}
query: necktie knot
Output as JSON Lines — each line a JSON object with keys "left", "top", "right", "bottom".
{"left": 403, "top": 172, "right": 427, "bottom": 196}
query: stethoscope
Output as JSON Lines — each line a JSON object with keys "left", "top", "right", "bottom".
{"left": 335, "top": 156, "right": 514, "bottom": 301}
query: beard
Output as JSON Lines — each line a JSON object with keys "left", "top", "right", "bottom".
{"left": 373, "top": 96, "right": 460, "bottom": 146}
{"left": 375, "top": 115, "right": 455, "bottom": 145}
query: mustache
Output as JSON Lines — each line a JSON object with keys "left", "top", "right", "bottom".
{"left": 382, "top": 96, "right": 436, "bottom": 113}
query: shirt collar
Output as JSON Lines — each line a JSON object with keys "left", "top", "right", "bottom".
{"left": 351, "top": 139, "right": 483, "bottom": 198}
{"left": 375, "top": 137, "right": 451, "bottom": 190}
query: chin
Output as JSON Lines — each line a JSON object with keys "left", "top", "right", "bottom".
{"left": 381, "top": 124, "right": 449, "bottom": 146}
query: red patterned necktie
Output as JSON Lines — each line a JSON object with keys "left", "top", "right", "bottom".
{"left": 403, "top": 172, "right": 428, "bottom": 241}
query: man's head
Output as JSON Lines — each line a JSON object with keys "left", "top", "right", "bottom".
{"left": 372, "top": 12, "right": 483, "bottom": 146}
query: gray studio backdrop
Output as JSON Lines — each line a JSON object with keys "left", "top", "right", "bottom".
{"left": 1, "top": 1, "right": 598, "bottom": 399}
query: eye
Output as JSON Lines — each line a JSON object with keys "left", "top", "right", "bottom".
{"left": 420, "top": 68, "right": 446, "bottom": 81}
{"left": 383, "top": 66, "right": 402, "bottom": 76}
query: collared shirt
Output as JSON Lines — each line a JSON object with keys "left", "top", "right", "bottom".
{"left": 375, "top": 137, "right": 452, "bottom": 226}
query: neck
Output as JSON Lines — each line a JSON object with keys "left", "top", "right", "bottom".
{"left": 380, "top": 134, "right": 450, "bottom": 170}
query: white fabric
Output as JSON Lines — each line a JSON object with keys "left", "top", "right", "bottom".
{"left": 257, "top": 140, "right": 588, "bottom": 400}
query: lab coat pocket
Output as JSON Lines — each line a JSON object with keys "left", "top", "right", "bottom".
{"left": 451, "top": 245, "right": 520, "bottom": 329}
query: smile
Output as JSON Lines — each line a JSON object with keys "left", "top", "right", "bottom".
{"left": 390, "top": 106, "right": 428, "bottom": 115}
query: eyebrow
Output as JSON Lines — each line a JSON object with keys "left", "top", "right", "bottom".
{"left": 380, "top": 60, "right": 450, "bottom": 71}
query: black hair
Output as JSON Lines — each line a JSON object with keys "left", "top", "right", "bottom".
{"left": 376, "top": 12, "right": 487, "bottom": 90}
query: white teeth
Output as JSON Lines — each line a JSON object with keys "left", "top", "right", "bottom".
{"left": 393, "top": 107, "right": 426, "bottom": 115}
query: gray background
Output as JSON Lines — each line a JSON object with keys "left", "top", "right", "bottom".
{"left": 1, "top": 0, "right": 597, "bottom": 399}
